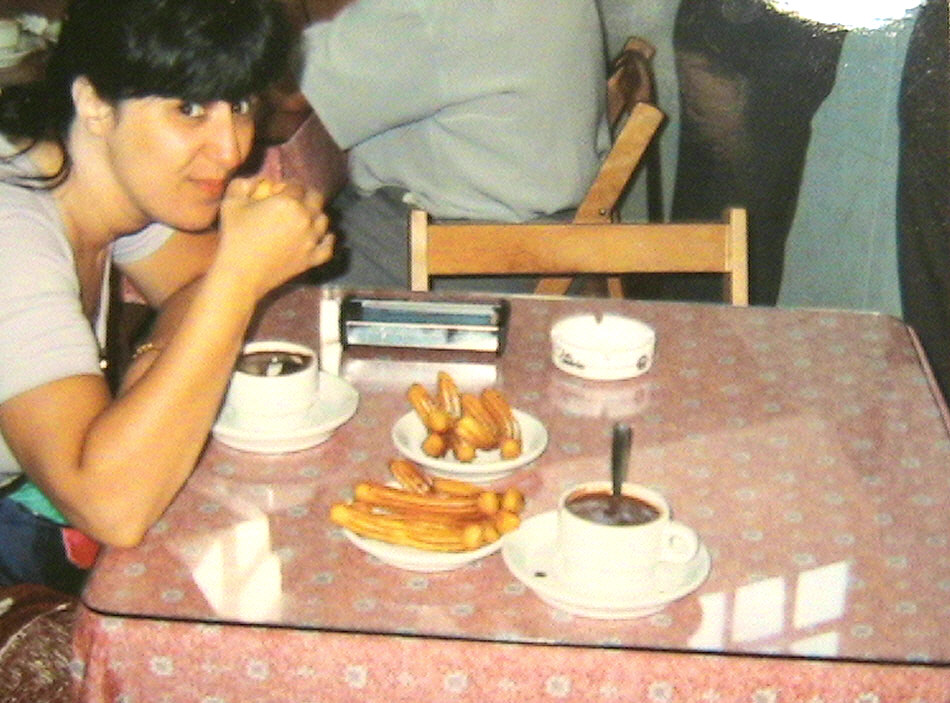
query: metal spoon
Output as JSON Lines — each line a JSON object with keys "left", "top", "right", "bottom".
{"left": 610, "top": 422, "right": 632, "bottom": 511}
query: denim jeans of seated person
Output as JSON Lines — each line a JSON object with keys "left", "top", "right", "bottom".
{"left": 311, "top": 184, "right": 573, "bottom": 294}
{"left": 0, "top": 496, "right": 96, "bottom": 596}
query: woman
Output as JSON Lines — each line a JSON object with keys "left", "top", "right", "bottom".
{"left": 0, "top": 0, "right": 335, "bottom": 593}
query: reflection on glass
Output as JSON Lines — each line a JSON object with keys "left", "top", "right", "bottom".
{"left": 548, "top": 374, "right": 652, "bottom": 419}
{"left": 689, "top": 560, "right": 850, "bottom": 654}
{"left": 342, "top": 358, "right": 497, "bottom": 389}
{"left": 689, "top": 591, "right": 728, "bottom": 650}
{"left": 794, "top": 560, "right": 849, "bottom": 630}
{"left": 732, "top": 576, "right": 787, "bottom": 642}
{"left": 174, "top": 516, "right": 283, "bottom": 621}
{"left": 790, "top": 631, "right": 841, "bottom": 657}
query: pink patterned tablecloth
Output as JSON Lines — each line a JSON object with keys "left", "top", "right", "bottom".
{"left": 73, "top": 286, "right": 950, "bottom": 701}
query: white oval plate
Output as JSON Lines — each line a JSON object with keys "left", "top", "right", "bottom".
{"left": 391, "top": 409, "right": 548, "bottom": 483}
{"left": 341, "top": 527, "right": 503, "bottom": 572}
{"left": 212, "top": 372, "right": 358, "bottom": 454}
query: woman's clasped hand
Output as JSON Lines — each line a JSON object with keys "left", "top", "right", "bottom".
{"left": 219, "top": 178, "right": 335, "bottom": 302}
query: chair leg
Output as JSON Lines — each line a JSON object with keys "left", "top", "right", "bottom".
{"left": 607, "top": 276, "right": 624, "bottom": 298}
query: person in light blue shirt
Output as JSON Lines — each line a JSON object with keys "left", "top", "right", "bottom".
{"left": 298, "top": 0, "right": 611, "bottom": 289}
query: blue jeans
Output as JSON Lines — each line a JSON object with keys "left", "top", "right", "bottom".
{"left": 0, "top": 496, "right": 94, "bottom": 595}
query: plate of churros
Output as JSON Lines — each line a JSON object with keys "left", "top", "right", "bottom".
{"left": 331, "top": 460, "right": 526, "bottom": 572}
{"left": 392, "top": 409, "right": 547, "bottom": 483}
{"left": 391, "top": 372, "right": 549, "bottom": 484}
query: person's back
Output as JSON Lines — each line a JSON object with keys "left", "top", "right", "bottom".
{"left": 298, "top": 0, "right": 610, "bottom": 288}
{"left": 301, "top": 0, "right": 609, "bottom": 222}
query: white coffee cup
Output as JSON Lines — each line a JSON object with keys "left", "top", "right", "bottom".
{"left": 222, "top": 340, "right": 319, "bottom": 433}
{"left": 0, "top": 19, "right": 20, "bottom": 51}
{"left": 555, "top": 481, "right": 699, "bottom": 595}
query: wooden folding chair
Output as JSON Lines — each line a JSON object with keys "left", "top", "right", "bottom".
{"left": 408, "top": 37, "right": 687, "bottom": 299}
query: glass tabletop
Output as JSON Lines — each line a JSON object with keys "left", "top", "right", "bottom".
{"left": 82, "top": 286, "right": 950, "bottom": 667}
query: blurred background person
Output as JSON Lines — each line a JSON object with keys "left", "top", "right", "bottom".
{"left": 294, "top": 0, "right": 610, "bottom": 290}
{"left": 667, "top": 0, "right": 847, "bottom": 305}
{"left": 897, "top": 0, "right": 950, "bottom": 402}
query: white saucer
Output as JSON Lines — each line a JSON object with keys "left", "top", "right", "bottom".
{"left": 391, "top": 409, "right": 548, "bottom": 483}
{"left": 212, "top": 372, "right": 358, "bottom": 454}
{"left": 502, "top": 511, "right": 711, "bottom": 619}
{"left": 342, "top": 527, "right": 503, "bottom": 572}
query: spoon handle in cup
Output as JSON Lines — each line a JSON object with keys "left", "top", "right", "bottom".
{"left": 611, "top": 422, "right": 632, "bottom": 496}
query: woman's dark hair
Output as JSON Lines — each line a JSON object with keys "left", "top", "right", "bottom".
{"left": 0, "top": 0, "right": 293, "bottom": 181}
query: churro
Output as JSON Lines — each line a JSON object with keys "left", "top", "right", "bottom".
{"left": 331, "top": 460, "right": 526, "bottom": 553}
{"left": 404, "top": 372, "right": 524, "bottom": 461}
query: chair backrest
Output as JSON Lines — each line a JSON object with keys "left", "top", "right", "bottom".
{"left": 407, "top": 36, "right": 749, "bottom": 304}
{"left": 409, "top": 207, "right": 749, "bottom": 305}
{"left": 575, "top": 37, "right": 663, "bottom": 225}
{"left": 573, "top": 102, "right": 664, "bottom": 225}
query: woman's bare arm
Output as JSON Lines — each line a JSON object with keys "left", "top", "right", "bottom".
{"left": 0, "top": 178, "right": 333, "bottom": 546}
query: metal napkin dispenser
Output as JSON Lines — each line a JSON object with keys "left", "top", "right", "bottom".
{"left": 340, "top": 296, "right": 510, "bottom": 353}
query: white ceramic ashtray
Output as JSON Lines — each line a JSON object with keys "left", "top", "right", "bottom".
{"left": 550, "top": 314, "right": 655, "bottom": 381}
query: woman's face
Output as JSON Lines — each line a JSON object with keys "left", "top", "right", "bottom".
{"left": 103, "top": 95, "right": 257, "bottom": 231}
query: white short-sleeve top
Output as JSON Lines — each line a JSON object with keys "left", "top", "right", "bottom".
{"left": 0, "top": 178, "right": 173, "bottom": 477}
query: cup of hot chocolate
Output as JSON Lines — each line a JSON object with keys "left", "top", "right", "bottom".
{"left": 222, "top": 340, "right": 320, "bottom": 433}
{"left": 555, "top": 481, "right": 699, "bottom": 595}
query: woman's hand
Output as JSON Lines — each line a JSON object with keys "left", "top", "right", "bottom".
{"left": 215, "top": 177, "right": 335, "bottom": 301}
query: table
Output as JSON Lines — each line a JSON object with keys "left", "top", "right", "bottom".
{"left": 73, "top": 286, "right": 950, "bottom": 701}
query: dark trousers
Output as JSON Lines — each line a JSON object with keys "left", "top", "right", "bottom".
{"left": 897, "top": 0, "right": 950, "bottom": 404}
{"left": 312, "top": 184, "right": 550, "bottom": 294}
{"left": 0, "top": 496, "right": 91, "bottom": 595}
{"left": 668, "top": 0, "right": 847, "bottom": 304}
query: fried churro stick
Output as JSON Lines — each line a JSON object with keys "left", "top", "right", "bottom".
{"left": 389, "top": 459, "right": 433, "bottom": 494}
{"left": 422, "top": 431, "right": 449, "bottom": 458}
{"left": 250, "top": 178, "right": 288, "bottom": 200}
{"left": 437, "top": 371, "right": 462, "bottom": 419}
{"left": 449, "top": 434, "right": 477, "bottom": 463}
{"left": 407, "top": 384, "right": 453, "bottom": 433}
{"left": 454, "top": 413, "right": 497, "bottom": 450}
{"left": 500, "top": 487, "right": 525, "bottom": 513}
{"left": 481, "top": 388, "right": 523, "bottom": 459}
{"left": 354, "top": 481, "right": 498, "bottom": 518}
{"left": 250, "top": 179, "right": 273, "bottom": 199}
{"left": 460, "top": 393, "right": 500, "bottom": 438}
{"left": 331, "top": 504, "right": 484, "bottom": 551}
{"left": 493, "top": 509, "right": 522, "bottom": 535}
{"left": 481, "top": 523, "right": 501, "bottom": 544}
{"left": 432, "top": 476, "right": 483, "bottom": 497}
